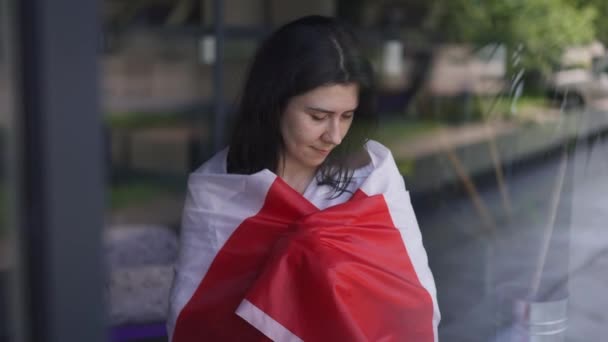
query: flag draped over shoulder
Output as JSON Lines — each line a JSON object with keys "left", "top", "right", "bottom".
{"left": 167, "top": 140, "right": 440, "bottom": 342}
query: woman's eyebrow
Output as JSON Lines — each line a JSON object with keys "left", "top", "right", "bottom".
{"left": 305, "top": 106, "right": 356, "bottom": 114}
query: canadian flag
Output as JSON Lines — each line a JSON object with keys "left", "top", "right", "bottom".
{"left": 168, "top": 141, "right": 440, "bottom": 341}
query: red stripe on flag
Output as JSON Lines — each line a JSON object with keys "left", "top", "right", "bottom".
{"left": 172, "top": 178, "right": 317, "bottom": 342}
{"left": 174, "top": 180, "right": 435, "bottom": 341}
{"left": 244, "top": 189, "right": 435, "bottom": 341}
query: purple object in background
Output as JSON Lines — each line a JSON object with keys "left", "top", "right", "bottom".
{"left": 111, "top": 323, "right": 167, "bottom": 342}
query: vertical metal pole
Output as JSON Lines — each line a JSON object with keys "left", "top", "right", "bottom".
{"left": 213, "top": 0, "right": 225, "bottom": 151}
{"left": 1, "top": 0, "right": 22, "bottom": 340}
{"left": 13, "top": 0, "right": 107, "bottom": 341}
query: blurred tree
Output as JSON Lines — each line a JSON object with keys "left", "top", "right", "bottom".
{"left": 425, "top": 0, "right": 597, "bottom": 76}
{"left": 340, "top": 0, "right": 596, "bottom": 97}
{"left": 340, "top": 0, "right": 596, "bottom": 117}
{"left": 575, "top": 0, "right": 608, "bottom": 45}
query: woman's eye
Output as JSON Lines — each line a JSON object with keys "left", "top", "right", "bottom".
{"left": 310, "top": 114, "right": 326, "bottom": 121}
{"left": 342, "top": 114, "right": 354, "bottom": 120}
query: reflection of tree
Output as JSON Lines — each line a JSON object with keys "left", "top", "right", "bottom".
{"left": 345, "top": 0, "right": 596, "bottom": 76}
{"left": 576, "top": 0, "right": 608, "bottom": 46}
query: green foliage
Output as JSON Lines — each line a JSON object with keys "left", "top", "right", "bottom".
{"left": 575, "top": 0, "right": 608, "bottom": 45}
{"left": 512, "top": 0, "right": 596, "bottom": 74}
{"left": 106, "top": 111, "right": 196, "bottom": 129}
{"left": 425, "top": 0, "right": 597, "bottom": 75}
{"left": 371, "top": 118, "right": 441, "bottom": 145}
{"left": 396, "top": 159, "right": 416, "bottom": 176}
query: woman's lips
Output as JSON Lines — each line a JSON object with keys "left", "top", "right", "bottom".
{"left": 312, "top": 147, "right": 330, "bottom": 155}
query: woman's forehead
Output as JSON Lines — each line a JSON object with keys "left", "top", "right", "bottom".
{"left": 293, "top": 83, "right": 359, "bottom": 109}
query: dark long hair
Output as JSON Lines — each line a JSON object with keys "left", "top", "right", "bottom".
{"left": 226, "top": 15, "right": 377, "bottom": 196}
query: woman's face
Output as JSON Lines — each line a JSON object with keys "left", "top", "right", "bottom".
{"left": 279, "top": 82, "right": 358, "bottom": 175}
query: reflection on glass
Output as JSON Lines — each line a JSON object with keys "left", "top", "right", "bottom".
{"left": 101, "top": 1, "right": 608, "bottom": 341}
{"left": 102, "top": 4, "right": 212, "bottom": 341}
{"left": 354, "top": 1, "right": 603, "bottom": 341}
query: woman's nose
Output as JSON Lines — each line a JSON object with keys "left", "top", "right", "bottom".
{"left": 322, "top": 119, "right": 342, "bottom": 145}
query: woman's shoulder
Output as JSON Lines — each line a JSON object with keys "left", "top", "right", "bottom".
{"left": 365, "top": 139, "right": 391, "bottom": 155}
{"left": 358, "top": 140, "right": 408, "bottom": 193}
{"left": 364, "top": 140, "right": 397, "bottom": 169}
{"left": 186, "top": 147, "right": 275, "bottom": 195}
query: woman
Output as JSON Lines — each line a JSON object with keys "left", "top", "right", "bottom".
{"left": 168, "top": 15, "right": 440, "bottom": 341}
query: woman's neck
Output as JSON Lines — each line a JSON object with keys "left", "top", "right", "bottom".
{"left": 277, "top": 160, "right": 317, "bottom": 195}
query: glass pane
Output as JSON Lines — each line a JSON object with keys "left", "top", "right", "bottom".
{"left": 102, "top": 2, "right": 218, "bottom": 341}
{"left": 102, "top": 1, "right": 608, "bottom": 341}
{"left": 347, "top": 2, "right": 602, "bottom": 340}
